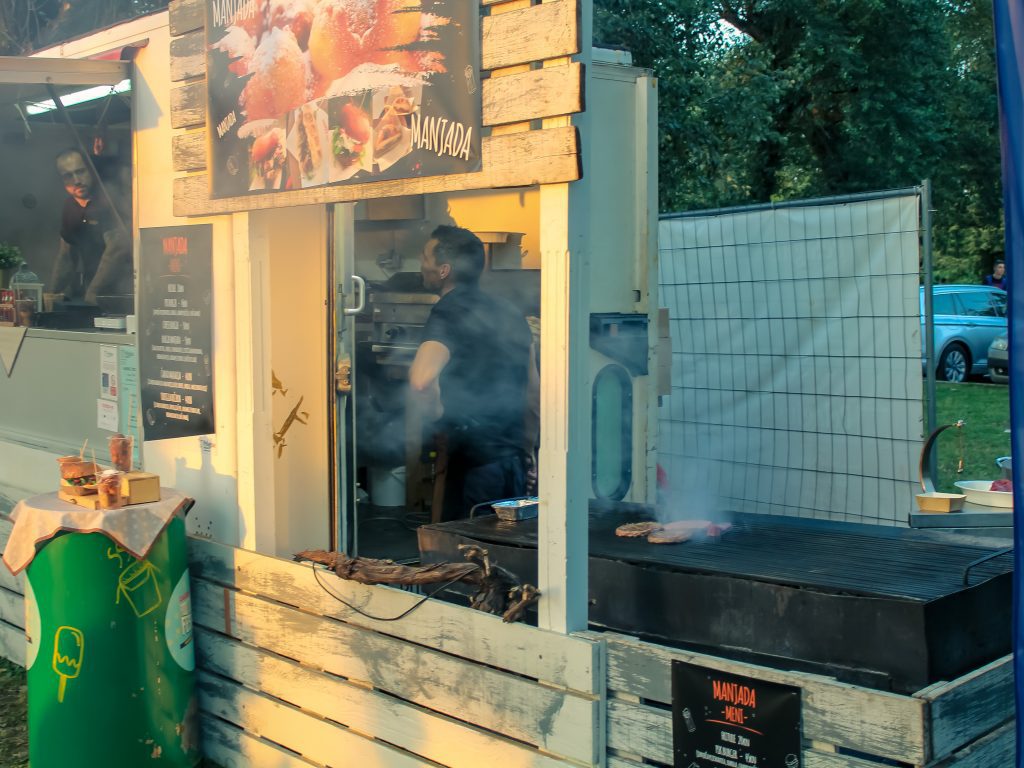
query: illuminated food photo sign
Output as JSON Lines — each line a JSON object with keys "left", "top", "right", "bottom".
{"left": 205, "top": 0, "right": 482, "bottom": 198}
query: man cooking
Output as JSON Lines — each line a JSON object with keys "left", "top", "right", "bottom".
{"left": 410, "top": 225, "right": 538, "bottom": 520}
{"left": 50, "top": 148, "right": 132, "bottom": 304}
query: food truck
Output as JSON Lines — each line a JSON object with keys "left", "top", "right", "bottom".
{"left": 0, "top": 1, "right": 1016, "bottom": 766}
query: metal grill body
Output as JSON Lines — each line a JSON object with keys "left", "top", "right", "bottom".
{"left": 419, "top": 510, "right": 1013, "bottom": 693}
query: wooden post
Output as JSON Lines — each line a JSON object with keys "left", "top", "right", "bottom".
{"left": 537, "top": 0, "right": 593, "bottom": 634}
{"left": 233, "top": 212, "right": 277, "bottom": 552}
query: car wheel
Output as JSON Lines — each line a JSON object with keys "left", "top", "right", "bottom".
{"left": 938, "top": 343, "right": 969, "bottom": 383}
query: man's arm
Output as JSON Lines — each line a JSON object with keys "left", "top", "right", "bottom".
{"left": 51, "top": 238, "right": 76, "bottom": 297}
{"left": 84, "top": 227, "right": 131, "bottom": 304}
{"left": 409, "top": 340, "right": 450, "bottom": 423}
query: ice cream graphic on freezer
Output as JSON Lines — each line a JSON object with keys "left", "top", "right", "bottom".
{"left": 52, "top": 626, "right": 84, "bottom": 703}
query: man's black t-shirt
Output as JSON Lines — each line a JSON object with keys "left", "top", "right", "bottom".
{"left": 59, "top": 195, "right": 130, "bottom": 297}
{"left": 421, "top": 285, "right": 531, "bottom": 463}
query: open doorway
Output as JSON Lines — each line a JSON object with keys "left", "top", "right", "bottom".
{"left": 333, "top": 188, "right": 541, "bottom": 561}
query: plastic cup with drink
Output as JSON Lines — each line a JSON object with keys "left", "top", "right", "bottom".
{"left": 97, "top": 470, "right": 123, "bottom": 510}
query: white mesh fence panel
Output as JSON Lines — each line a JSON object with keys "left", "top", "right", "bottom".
{"left": 658, "top": 193, "right": 923, "bottom": 524}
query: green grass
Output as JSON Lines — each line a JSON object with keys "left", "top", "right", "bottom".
{"left": 0, "top": 657, "right": 223, "bottom": 766}
{"left": 0, "top": 657, "right": 28, "bottom": 768}
{"left": 932, "top": 381, "right": 1012, "bottom": 493}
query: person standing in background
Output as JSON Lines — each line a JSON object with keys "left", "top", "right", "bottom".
{"left": 409, "top": 225, "right": 538, "bottom": 520}
{"left": 983, "top": 259, "right": 1008, "bottom": 290}
{"left": 50, "top": 148, "right": 132, "bottom": 304}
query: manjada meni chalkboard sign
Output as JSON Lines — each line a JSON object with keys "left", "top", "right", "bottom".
{"left": 138, "top": 225, "right": 215, "bottom": 441}
{"left": 672, "top": 660, "right": 803, "bottom": 768}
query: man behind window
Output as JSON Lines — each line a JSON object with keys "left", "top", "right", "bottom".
{"left": 50, "top": 148, "right": 131, "bottom": 304}
{"left": 410, "top": 225, "right": 539, "bottom": 520}
{"left": 983, "top": 259, "right": 1007, "bottom": 291}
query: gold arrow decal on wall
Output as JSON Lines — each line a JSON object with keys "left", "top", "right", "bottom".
{"left": 274, "top": 395, "right": 309, "bottom": 458}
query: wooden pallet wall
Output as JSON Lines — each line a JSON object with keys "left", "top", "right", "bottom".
{"left": 168, "top": 0, "right": 585, "bottom": 217}
{"left": 0, "top": 514, "right": 603, "bottom": 767}
{"left": 0, "top": 515, "right": 25, "bottom": 667}
{"left": 0, "top": 507, "right": 1016, "bottom": 768}
{"left": 601, "top": 633, "right": 1015, "bottom": 768}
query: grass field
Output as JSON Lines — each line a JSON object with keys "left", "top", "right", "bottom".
{"left": 932, "top": 381, "right": 1012, "bottom": 493}
{"left": 0, "top": 657, "right": 27, "bottom": 768}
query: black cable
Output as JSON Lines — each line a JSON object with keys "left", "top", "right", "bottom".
{"left": 310, "top": 562, "right": 464, "bottom": 622}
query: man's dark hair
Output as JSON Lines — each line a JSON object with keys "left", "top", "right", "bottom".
{"left": 430, "top": 225, "right": 485, "bottom": 285}
{"left": 55, "top": 147, "right": 86, "bottom": 167}
{"left": 995, "top": 259, "right": 1006, "bottom": 268}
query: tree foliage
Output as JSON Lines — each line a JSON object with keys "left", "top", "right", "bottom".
{"left": 596, "top": 0, "right": 1004, "bottom": 283}
{"left": 0, "top": 0, "right": 168, "bottom": 55}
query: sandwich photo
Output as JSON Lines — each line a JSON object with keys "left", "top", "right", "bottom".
{"left": 248, "top": 126, "right": 287, "bottom": 190}
{"left": 373, "top": 106, "right": 404, "bottom": 156}
{"left": 296, "top": 103, "right": 325, "bottom": 179}
{"left": 384, "top": 85, "right": 417, "bottom": 117}
{"left": 330, "top": 100, "right": 371, "bottom": 173}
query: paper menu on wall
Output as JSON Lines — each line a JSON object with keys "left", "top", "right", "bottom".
{"left": 100, "top": 345, "right": 118, "bottom": 400}
{"left": 97, "top": 398, "right": 119, "bottom": 432}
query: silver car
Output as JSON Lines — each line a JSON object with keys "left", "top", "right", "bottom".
{"left": 920, "top": 285, "right": 1008, "bottom": 382}
{"left": 988, "top": 335, "right": 1009, "bottom": 384}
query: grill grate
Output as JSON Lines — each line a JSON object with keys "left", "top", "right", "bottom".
{"left": 588, "top": 512, "right": 1013, "bottom": 601}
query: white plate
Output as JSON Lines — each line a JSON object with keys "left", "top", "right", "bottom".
{"left": 953, "top": 480, "right": 1013, "bottom": 508}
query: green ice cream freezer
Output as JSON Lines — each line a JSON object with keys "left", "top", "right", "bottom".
{"left": 23, "top": 512, "right": 200, "bottom": 766}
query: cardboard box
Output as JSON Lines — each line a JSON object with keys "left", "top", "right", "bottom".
{"left": 58, "top": 489, "right": 101, "bottom": 509}
{"left": 121, "top": 472, "right": 161, "bottom": 505}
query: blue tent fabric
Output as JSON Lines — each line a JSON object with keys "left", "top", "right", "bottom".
{"left": 994, "top": 1, "right": 1024, "bottom": 763}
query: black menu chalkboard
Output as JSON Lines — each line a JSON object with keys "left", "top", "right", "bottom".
{"left": 673, "top": 660, "right": 802, "bottom": 768}
{"left": 138, "top": 225, "right": 215, "bottom": 440}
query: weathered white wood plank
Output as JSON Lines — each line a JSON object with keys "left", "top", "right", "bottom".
{"left": 172, "top": 132, "right": 206, "bottom": 172}
{"left": 935, "top": 719, "right": 1014, "bottom": 768}
{"left": 198, "top": 630, "right": 575, "bottom": 768}
{"left": 605, "top": 635, "right": 927, "bottom": 765}
{"left": 174, "top": 126, "right": 579, "bottom": 215}
{"left": 482, "top": 0, "right": 579, "bottom": 70}
{"left": 0, "top": 619, "right": 25, "bottom": 667}
{"left": 199, "top": 670, "right": 437, "bottom": 768}
{"left": 483, "top": 63, "right": 583, "bottom": 126}
{"left": 606, "top": 699, "right": 671, "bottom": 764}
{"left": 189, "top": 537, "right": 597, "bottom": 691}
{"left": 170, "top": 29, "right": 205, "bottom": 82}
{"left": 171, "top": 72, "right": 579, "bottom": 139}
{"left": 920, "top": 655, "right": 1014, "bottom": 762}
{"left": 192, "top": 580, "right": 598, "bottom": 764}
{"left": 169, "top": 0, "right": 204, "bottom": 36}
{"left": 803, "top": 748, "right": 898, "bottom": 768}
{"left": 171, "top": 80, "right": 205, "bottom": 129}
{"left": 201, "top": 714, "right": 320, "bottom": 768}
{"left": 0, "top": 564, "right": 20, "bottom": 596}
{"left": 0, "top": 587, "right": 23, "bottom": 630}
